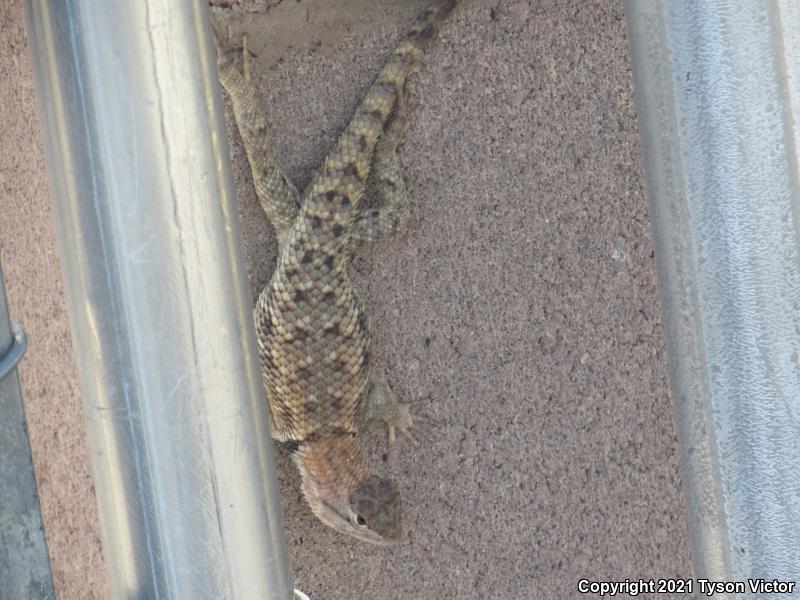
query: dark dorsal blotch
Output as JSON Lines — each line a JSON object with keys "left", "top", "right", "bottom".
{"left": 379, "top": 78, "right": 398, "bottom": 96}
{"left": 343, "top": 162, "right": 359, "bottom": 178}
{"left": 323, "top": 323, "right": 341, "bottom": 337}
{"left": 356, "top": 309, "right": 368, "bottom": 330}
{"left": 258, "top": 310, "right": 272, "bottom": 334}
{"left": 302, "top": 401, "right": 317, "bottom": 416}
{"left": 329, "top": 393, "right": 345, "bottom": 411}
{"left": 260, "top": 347, "right": 275, "bottom": 367}
{"left": 418, "top": 23, "right": 436, "bottom": 42}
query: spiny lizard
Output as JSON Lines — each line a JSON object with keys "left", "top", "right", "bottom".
{"left": 217, "top": 0, "right": 459, "bottom": 545}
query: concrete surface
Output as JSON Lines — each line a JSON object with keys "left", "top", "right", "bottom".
{"left": 0, "top": 0, "right": 692, "bottom": 598}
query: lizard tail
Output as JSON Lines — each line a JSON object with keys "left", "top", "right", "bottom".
{"left": 403, "top": 0, "right": 461, "bottom": 52}
{"left": 299, "top": 0, "right": 459, "bottom": 233}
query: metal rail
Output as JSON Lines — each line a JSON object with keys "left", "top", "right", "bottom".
{"left": 0, "top": 260, "right": 56, "bottom": 599}
{"left": 24, "top": 1, "right": 294, "bottom": 597}
{"left": 626, "top": 0, "right": 800, "bottom": 592}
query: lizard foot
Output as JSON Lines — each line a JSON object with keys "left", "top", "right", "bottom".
{"left": 363, "top": 378, "right": 425, "bottom": 446}
{"left": 210, "top": 21, "right": 255, "bottom": 78}
{"left": 384, "top": 399, "right": 417, "bottom": 446}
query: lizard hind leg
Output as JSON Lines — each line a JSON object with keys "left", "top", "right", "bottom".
{"left": 353, "top": 84, "right": 412, "bottom": 243}
{"left": 215, "top": 32, "right": 300, "bottom": 243}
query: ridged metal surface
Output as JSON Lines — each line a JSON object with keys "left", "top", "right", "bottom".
{"left": 24, "top": 1, "right": 293, "bottom": 597}
{"left": 626, "top": 0, "right": 800, "bottom": 593}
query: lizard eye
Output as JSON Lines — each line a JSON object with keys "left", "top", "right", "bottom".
{"left": 353, "top": 514, "right": 367, "bottom": 527}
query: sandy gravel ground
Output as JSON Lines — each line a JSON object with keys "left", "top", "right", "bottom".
{"left": 0, "top": 1, "right": 691, "bottom": 598}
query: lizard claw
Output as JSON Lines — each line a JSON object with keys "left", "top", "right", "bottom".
{"left": 241, "top": 34, "right": 251, "bottom": 82}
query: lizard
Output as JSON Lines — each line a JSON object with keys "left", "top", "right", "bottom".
{"left": 216, "top": 0, "right": 459, "bottom": 545}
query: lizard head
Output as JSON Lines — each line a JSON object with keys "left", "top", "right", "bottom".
{"left": 293, "top": 433, "right": 402, "bottom": 545}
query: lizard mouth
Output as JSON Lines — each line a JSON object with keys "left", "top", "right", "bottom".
{"left": 315, "top": 497, "right": 401, "bottom": 545}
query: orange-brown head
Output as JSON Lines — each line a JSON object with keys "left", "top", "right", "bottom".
{"left": 293, "top": 432, "right": 402, "bottom": 544}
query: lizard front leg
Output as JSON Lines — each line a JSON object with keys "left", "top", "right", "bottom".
{"left": 359, "top": 373, "right": 418, "bottom": 445}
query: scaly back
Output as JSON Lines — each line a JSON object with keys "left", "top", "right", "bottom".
{"left": 262, "top": 1, "right": 460, "bottom": 446}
